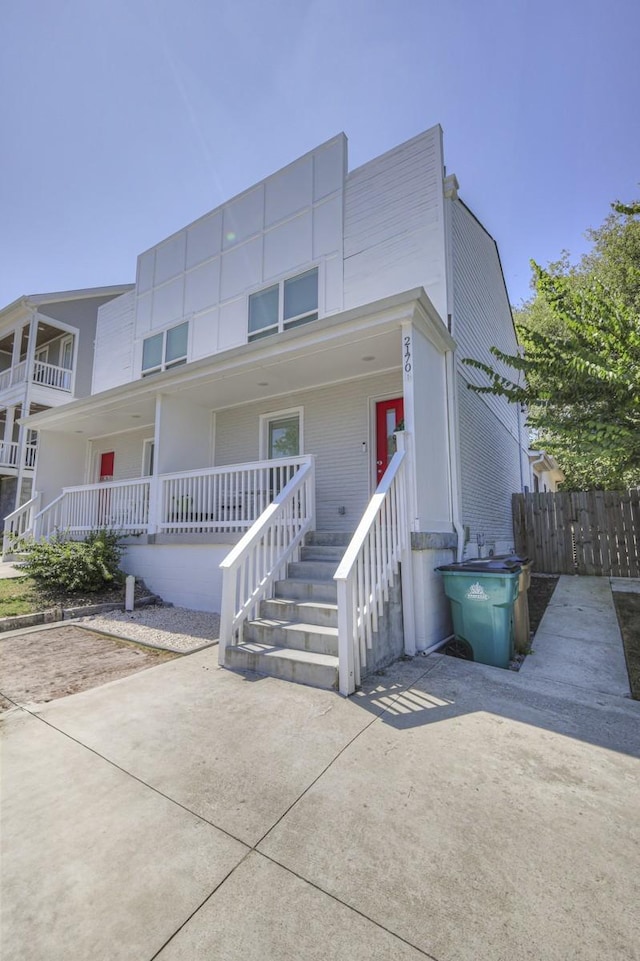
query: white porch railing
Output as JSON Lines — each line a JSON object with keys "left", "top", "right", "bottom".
{"left": 32, "top": 360, "right": 72, "bottom": 391}
{"left": 218, "top": 457, "right": 316, "bottom": 662}
{"left": 0, "top": 441, "right": 20, "bottom": 468}
{"left": 158, "top": 457, "right": 309, "bottom": 534}
{"left": 334, "top": 447, "right": 413, "bottom": 696}
{"left": 32, "top": 478, "right": 151, "bottom": 540}
{"left": 0, "top": 359, "right": 71, "bottom": 393}
{"left": 3, "top": 492, "right": 42, "bottom": 555}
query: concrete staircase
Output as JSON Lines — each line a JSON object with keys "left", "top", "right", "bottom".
{"left": 224, "top": 531, "right": 352, "bottom": 690}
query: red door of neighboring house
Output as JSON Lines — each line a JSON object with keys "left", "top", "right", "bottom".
{"left": 375, "top": 398, "right": 404, "bottom": 485}
{"left": 98, "top": 452, "right": 114, "bottom": 526}
{"left": 99, "top": 451, "right": 114, "bottom": 481}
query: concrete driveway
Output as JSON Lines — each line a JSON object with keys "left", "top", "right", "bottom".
{"left": 2, "top": 578, "right": 639, "bottom": 961}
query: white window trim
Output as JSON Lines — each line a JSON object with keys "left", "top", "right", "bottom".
{"left": 259, "top": 407, "right": 304, "bottom": 460}
{"left": 248, "top": 267, "right": 320, "bottom": 342}
{"left": 142, "top": 321, "right": 189, "bottom": 376}
{"left": 141, "top": 438, "right": 155, "bottom": 477}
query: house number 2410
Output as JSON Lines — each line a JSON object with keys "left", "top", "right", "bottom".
{"left": 403, "top": 336, "right": 412, "bottom": 372}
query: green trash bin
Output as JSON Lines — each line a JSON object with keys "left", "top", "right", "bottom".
{"left": 436, "top": 559, "right": 521, "bottom": 669}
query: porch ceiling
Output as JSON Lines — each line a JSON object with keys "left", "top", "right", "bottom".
{"left": 22, "top": 288, "right": 450, "bottom": 440}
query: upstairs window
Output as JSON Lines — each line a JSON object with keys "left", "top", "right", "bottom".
{"left": 142, "top": 322, "right": 188, "bottom": 376}
{"left": 248, "top": 268, "right": 318, "bottom": 342}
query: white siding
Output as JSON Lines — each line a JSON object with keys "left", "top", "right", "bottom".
{"left": 214, "top": 371, "right": 403, "bottom": 531}
{"left": 451, "top": 201, "right": 525, "bottom": 551}
{"left": 343, "top": 127, "right": 447, "bottom": 321}
{"left": 92, "top": 291, "right": 136, "bottom": 393}
{"left": 89, "top": 428, "right": 154, "bottom": 483}
{"left": 457, "top": 372, "right": 520, "bottom": 551}
{"left": 119, "top": 136, "right": 347, "bottom": 382}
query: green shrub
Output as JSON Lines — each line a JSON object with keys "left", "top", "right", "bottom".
{"left": 20, "top": 529, "right": 125, "bottom": 594}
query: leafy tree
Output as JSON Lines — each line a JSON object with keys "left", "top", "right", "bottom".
{"left": 464, "top": 200, "right": 640, "bottom": 490}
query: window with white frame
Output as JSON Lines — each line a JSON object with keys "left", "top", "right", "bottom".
{"left": 248, "top": 268, "right": 318, "bottom": 341}
{"left": 142, "top": 322, "right": 188, "bottom": 376}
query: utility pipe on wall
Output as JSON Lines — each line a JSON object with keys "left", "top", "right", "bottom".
{"left": 445, "top": 349, "right": 465, "bottom": 562}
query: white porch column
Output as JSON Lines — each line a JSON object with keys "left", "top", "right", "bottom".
{"left": 2, "top": 406, "right": 15, "bottom": 463}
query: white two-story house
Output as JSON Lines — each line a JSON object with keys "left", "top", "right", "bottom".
{"left": 0, "top": 286, "right": 133, "bottom": 523}
{"left": 11, "top": 125, "right": 528, "bottom": 694}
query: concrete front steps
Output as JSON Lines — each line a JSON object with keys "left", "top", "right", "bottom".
{"left": 224, "top": 532, "right": 351, "bottom": 690}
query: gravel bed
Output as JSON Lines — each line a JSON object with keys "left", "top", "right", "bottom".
{"left": 75, "top": 605, "right": 220, "bottom": 653}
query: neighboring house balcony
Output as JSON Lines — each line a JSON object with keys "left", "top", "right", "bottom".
{"left": 0, "top": 321, "right": 76, "bottom": 407}
{"left": 0, "top": 440, "right": 37, "bottom": 475}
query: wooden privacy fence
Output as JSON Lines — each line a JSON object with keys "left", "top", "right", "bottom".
{"left": 512, "top": 489, "right": 639, "bottom": 577}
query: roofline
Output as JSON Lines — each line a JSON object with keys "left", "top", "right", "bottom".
{"left": 1, "top": 284, "right": 135, "bottom": 319}
{"left": 23, "top": 287, "right": 453, "bottom": 431}
{"left": 455, "top": 197, "right": 519, "bottom": 345}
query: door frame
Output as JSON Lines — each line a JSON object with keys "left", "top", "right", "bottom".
{"left": 369, "top": 394, "right": 405, "bottom": 491}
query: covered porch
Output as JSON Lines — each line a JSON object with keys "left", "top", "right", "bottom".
{"left": 11, "top": 289, "right": 458, "bottom": 693}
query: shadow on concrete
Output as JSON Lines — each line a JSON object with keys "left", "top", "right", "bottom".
{"left": 353, "top": 653, "right": 640, "bottom": 759}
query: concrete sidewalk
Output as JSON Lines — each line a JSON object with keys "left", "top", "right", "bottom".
{"left": 519, "top": 575, "right": 631, "bottom": 697}
{"left": 2, "top": 609, "right": 639, "bottom": 961}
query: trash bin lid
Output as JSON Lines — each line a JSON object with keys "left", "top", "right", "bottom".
{"left": 436, "top": 558, "right": 522, "bottom": 573}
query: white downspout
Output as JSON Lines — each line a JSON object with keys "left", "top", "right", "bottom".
{"left": 443, "top": 175, "right": 465, "bottom": 562}
{"left": 445, "top": 349, "right": 465, "bottom": 562}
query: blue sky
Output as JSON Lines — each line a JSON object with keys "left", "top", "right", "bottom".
{"left": 1, "top": 0, "right": 638, "bottom": 309}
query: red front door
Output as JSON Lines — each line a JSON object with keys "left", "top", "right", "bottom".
{"left": 375, "top": 398, "right": 404, "bottom": 485}
{"left": 99, "top": 451, "right": 114, "bottom": 481}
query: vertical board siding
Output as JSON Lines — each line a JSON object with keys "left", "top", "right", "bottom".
{"left": 92, "top": 291, "right": 136, "bottom": 393}
{"left": 512, "top": 489, "right": 640, "bottom": 576}
{"left": 214, "top": 371, "right": 403, "bottom": 532}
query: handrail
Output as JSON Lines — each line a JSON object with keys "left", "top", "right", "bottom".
{"left": 3, "top": 491, "right": 42, "bottom": 556}
{"left": 334, "top": 449, "right": 409, "bottom": 696}
{"left": 61, "top": 476, "right": 151, "bottom": 494}
{"left": 218, "top": 458, "right": 316, "bottom": 663}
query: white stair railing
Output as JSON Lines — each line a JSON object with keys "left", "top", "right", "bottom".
{"left": 3, "top": 492, "right": 42, "bottom": 556}
{"left": 218, "top": 457, "right": 315, "bottom": 663}
{"left": 32, "top": 478, "right": 151, "bottom": 540}
{"left": 334, "top": 448, "right": 412, "bottom": 696}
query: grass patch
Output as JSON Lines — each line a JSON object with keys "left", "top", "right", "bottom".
{"left": 0, "top": 577, "right": 45, "bottom": 617}
{"left": 612, "top": 592, "right": 640, "bottom": 700}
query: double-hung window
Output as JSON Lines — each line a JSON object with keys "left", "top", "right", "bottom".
{"left": 142, "top": 322, "right": 188, "bottom": 376}
{"left": 248, "top": 268, "right": 318, "bottom": 342}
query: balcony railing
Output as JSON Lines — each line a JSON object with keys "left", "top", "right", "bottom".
{"left": 32, "top": 360, "right": 72, "bottom": 391}
{"left": 0, "top": 441, "right": 38, "bottom": 471}
{"left": 0, "top": 359, "right": 72, "bottom": 393}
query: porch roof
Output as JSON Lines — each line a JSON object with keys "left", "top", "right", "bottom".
{"left": 22, "top": 287, "right": 455, "bottom": 440}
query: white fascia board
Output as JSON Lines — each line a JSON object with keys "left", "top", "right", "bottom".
{"left": 25, "top": 284, "right": 135, "bottom": 306}
{"left": 22, "top": 287, "right": 435, "bottom": 432}
{"left": 412, "top": 296, "right": 456, "bottom": 354}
